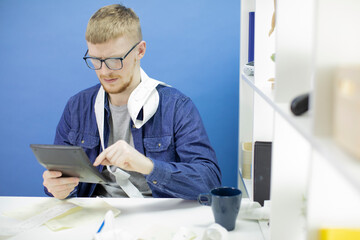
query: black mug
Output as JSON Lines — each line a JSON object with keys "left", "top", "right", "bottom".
{"left": 198, "top": 187, "right": 242, "bottom": 231}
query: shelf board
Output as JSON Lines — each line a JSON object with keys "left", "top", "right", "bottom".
{"left": 241, "top": 73, "right": 312, "bottom": 142}
{"left": 241, "top": 72, "right": 360, "bottom": 194}
{"left": 241, "top": 74, "right": 274, "bottom": 107}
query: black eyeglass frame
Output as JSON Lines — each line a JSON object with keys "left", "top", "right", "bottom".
{"left": 83, "top": 41, "right": 141, "bottom": 70}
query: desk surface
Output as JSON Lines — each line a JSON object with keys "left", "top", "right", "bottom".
{"left": 0, "top": 197, "right": 264, "bottom": 240}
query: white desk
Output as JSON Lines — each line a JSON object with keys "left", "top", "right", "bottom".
{"left": 0, "top": 197, "right": 265, "bottom": 240}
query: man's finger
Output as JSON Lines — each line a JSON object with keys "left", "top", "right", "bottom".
{"left": 100, "top": 159, "right": 112, "bottom": 166}
{"left": 43, "top": 170, "right": 62, "bottom": 179}
{"left": 104, "top": 146, "right": 117, "bottom": 161}
{"left": 46, "top": 177, "right": 79, "bottom": 187}
{"left": 58, "top": 177, "right": 80, "bottom": 185}
{"left": 94, "top": 144, "right": 118, "bottom": 166}
{"left": 93, "top": 149, "right": 107, "bottom": 166}
{"left": 54, "top": 182, "right": 78, "bottom": 192}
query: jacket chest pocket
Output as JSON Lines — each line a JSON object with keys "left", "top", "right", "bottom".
{"left": 68, "top": 131, "right": 100, "bottom": 149}
{"left": 143, "top": 136, "right": 174, "bottom": 161}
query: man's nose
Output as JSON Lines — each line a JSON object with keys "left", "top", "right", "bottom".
{"left": 98, "top": 63, "right": 113, "bottom": 75}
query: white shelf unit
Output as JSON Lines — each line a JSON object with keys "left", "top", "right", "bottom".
{"left": 238, "top": 0, "right": 360, "bottom": 240}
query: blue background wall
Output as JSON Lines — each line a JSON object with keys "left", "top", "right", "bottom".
{"left": 0, "top": 0, "right": 240, "bottom": 196}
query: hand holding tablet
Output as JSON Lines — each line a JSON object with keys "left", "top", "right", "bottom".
{"left": 30, "top": 144, "right": 108, "bottom": 199}
{"left": 30, "top": 144, "right": 107, "bottom": 184}
{"left": 42, "top": 170, "right": 79, "bottom": 199}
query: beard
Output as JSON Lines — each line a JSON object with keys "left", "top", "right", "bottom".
{"left": 100, "top": 73, "right": 133, "bottom": 94}
{"left": 99, "top": 58, "right": 137, "bottom": 94}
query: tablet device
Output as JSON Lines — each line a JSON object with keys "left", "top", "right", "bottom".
{"left": 30, "top": 144, "right": 107, "bottom": 184}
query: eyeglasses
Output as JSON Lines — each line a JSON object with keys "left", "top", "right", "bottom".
{"left": 83, "top": 41, "right": 141, "bottom": 70}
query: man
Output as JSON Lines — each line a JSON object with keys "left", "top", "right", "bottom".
{"left": 42, "top": 4, "right": 221, "bottom": 200}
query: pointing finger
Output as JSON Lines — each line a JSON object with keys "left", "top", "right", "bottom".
{"left": 93, "top": 152, "right": 106, "bottom": 166}
{"left": 93, "top": 147, "right": 112, "bottom": 166}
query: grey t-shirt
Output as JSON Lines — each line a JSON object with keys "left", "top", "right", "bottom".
{"left": 92, "top": 103, "right": 152, "bottom": 198}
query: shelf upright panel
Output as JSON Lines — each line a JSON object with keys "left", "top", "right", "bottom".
{"left": 270, "top": 0, "right": 315, "bottom": 239}
{"left": 270, "top": 112, "right": 311, "bottom": 240}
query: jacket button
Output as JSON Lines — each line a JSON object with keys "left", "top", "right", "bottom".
{"left": 81, "top": 140, "right": 85, "bottom": 144}
{"left": 152, "top": 180, "right": 158, "bottom": 184}
{"left": 158, "top": 143, "right": 161, "bottom": 147}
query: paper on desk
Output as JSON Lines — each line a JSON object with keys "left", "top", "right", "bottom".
{"left": 0, "top": 200, "right": 80, "bottom": 236}
{"left": 47, "top": 198, "right": 120, "bottom": 231}
{"left": 2, "top": 198, "right": 120, "bottom": 233}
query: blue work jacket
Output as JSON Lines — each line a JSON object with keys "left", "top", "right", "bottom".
{"left": 47, "top": 83, "right": 221, "bottom": 199}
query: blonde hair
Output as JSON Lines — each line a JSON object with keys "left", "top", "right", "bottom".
{"left": 85, "top": 4, "right": 142, "bottom": 44}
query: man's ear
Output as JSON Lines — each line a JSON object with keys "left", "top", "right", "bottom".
{"left": 137, "top": 40, "right": 146, "bottom": 60}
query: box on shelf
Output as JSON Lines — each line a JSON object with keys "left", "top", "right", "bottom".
{"left": 333, "top": 65, "right": 360, "bottom": 160}
{"left": 253, "top": 141, "right": 272, "bottom": 206}
{"left": 241, "top": 142, "right": 252, "bottom": 179}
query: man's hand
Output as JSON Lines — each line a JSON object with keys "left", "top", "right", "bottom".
{"left": 93, "top": 140, "right": 154, "bottom": 175}
{"left": 43, "top": 170, "right": 79, "bottom": 199}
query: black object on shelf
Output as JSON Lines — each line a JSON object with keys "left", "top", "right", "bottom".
{"left": 254, "top": 141, "right": 272, "bottom": 206}
{"left": 290, "top": 93, "right": 309, "bottom": 116}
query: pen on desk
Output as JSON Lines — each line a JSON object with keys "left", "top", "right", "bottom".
{"left": 97, "top": 220, "right": 105, "bottom": 233}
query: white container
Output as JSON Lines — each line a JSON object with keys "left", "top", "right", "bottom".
{"left": 333, "top": 65, "right": 360, "bottom": 160}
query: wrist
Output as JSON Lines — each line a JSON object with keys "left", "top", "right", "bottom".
{"left": 142, "top": 157, "right": 154, "bottom": 175}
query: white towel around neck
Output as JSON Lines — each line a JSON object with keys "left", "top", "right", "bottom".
{"left": 94, "top": 68, "right": 168, "bottom": 197}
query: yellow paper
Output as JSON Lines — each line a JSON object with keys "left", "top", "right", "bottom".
{"left": 46, "top": 198, "right": 120, "bottom": 231}
{"left": 319, "top": 228, "right": 360, "bottom": 240}
{"left": 3, "top": 198, "right": 120, "bottom": 232}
